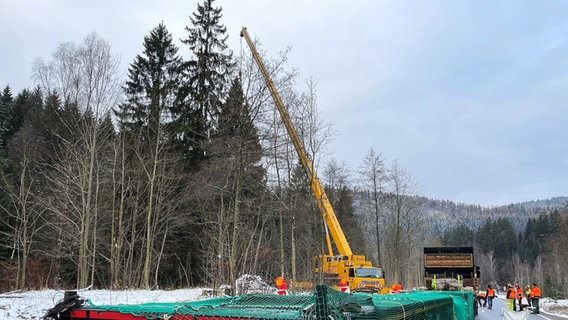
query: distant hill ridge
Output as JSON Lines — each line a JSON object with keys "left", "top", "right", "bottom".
{"left": 418, "top": 196, "right": 568, "bottom": 231}
{"left": 353, "top": 190, "right": 566, "bottom": 233}
{"left": 515, "top": 196, "right": 568, "bottom": 210}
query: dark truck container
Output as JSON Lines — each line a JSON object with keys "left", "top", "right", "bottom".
{"left": 424, "top": 246, "right": 479, "bottom": 291}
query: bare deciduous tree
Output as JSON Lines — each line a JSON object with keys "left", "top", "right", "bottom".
{"left": 357, "top": 148, "right": 387, "bottom": 266}
{"left": 238, "top": 35, "right": 335, "bottom": 289}
{"left": 239, "top": 39, "right": 296, "bottom": 283}
{"left": 33, "top": 32, "right": 121, "bottom": 289}
{"left": 382, "top": 160, "right": 425, "bottom": 287}
{"left": 0, "top": 126, "right": 44, "bottom": 289}
{"left": 288, "top": 78, "right": 335, "bottom": 288}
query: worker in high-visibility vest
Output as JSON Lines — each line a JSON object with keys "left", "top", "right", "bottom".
{"left": 486, "top": 285, "right": 495, "bottom": 310}
{"left": 525, "top": 285, "right": 531, "bottom": 307}
{"left": 275, "top": 277, "right": 287, "bottom": 295}
{"left": 476, "top": 291, "right": 486, "bottom": 307}
{"left": 506, "top": 284, "right": 516, "bottom": 311}
{"left": 339, "top": 278, "right": 350, "bottom": 293}
{"left": 391, "top": 283, "right": 397, "bottom": 294}
{"left": 530, "top": 283, "right": 541, "bottom": 314}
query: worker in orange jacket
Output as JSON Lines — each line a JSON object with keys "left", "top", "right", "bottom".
{"left": 486, "top": 285, "right": 495, "bottom": 310}
{"left": 476, "top": 291, "right": 487, "bottom": 307}
{"left": 530, "top": 283, "right": 541, "bottom": 314}
{"left": 515, "top": 284, "right": 524, "bottom": 311}
{"left": 506, "top": 284, "right": 516, "bottom": 311}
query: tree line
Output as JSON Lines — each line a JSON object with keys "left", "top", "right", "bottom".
{"left": 441, "top": 210, "right": 568, "bottom": 298}
{"left": 0, "top": 0, "right": 427, "bottom": 292}
{"left": 3, "top": 0, "right": 564, "bottom": 295}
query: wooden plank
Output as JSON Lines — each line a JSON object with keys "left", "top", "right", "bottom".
{"left": 424, "top": 254, "right": 473, "bottom": 268}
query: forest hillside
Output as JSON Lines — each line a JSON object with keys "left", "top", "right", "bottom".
{"left": 1, "top": 0, "right": 566, "bottom": 301}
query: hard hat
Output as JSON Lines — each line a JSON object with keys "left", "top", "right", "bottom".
{"left": 275, "top": 277, "right": 286, "bottom": 288}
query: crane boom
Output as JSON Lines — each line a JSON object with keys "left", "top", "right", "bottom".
{"left": 241, "top": 27, "right": 386, "bottom": 294}
{"left": 240, "top": 27, "right": 352, "bottom": 257}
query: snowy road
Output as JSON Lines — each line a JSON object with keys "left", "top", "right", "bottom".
{"left": 476, "top": 298, "right": 566, "bottom": 320}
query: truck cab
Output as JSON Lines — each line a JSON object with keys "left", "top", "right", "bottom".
{"left": 315, "top": 254, "right": 385, "bottom": 293}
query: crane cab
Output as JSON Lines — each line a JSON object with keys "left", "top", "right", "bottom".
{"left": 315, "top": 254, "right": 386, "bottom": 293}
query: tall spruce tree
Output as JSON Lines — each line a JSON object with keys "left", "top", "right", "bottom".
{"left": 174, "top": 0, "right": 233, "bottom": 168}
{"left": 115, "top": 23, "right": 186, "bottom": 288}
{"left": 0, "top": 86, "right": 16, "bottom": 261}
{"left": 40, "top": 91, "right": 75, "bottom": 166}
{"left": 6, "top": 89, "right": 42, "bottom": 146}
{"left": 206, "top": 77, "right": 264, "bottom": 286}
{"left": 213, "top": 78, "right": 262, "bottom": 163}
{"left": 442, "top": 224, "right": 475, "bottom": 246}
{"left": 0, "top": 86, "right": 15, "bottom": 149}
{"left": 476, "top": 218, "right": 517, "bottom": 280}
{"left": 116, "top": 22, "right": 182, "bottom": 140}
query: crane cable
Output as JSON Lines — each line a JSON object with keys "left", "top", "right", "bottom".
{"left": 238, "top": 30, "right": 244, "bottom": 80}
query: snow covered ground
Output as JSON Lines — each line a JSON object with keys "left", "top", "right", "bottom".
{"left": 0, "top": 288, "right": 205, "bottom": 320}
{"left": 1, "top": 288, "right": 567, "bottom": 319}
{"left": 541, "top": 298, "right": 568, "bottom": 319}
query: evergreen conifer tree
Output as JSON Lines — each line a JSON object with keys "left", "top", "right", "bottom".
{"left": 40, "top": 91, "right": 68, "bottom": 165}
{"left": 213, "top": 77, "right": 262, "bottom": 166}
{"left": 116, "top": 22, "right": 182, "bottom": 142}
{"left": 211, "top": 77, "right": 264, "bottom": 204}
{"left": 174, "top": 0, "right": 233, "bottom": 168}
{"left": 199, "top": 77, "right": 265, "bottom": 285}
{"left": 335, "top": 185, "right": 367, "bottom": 253}
{"left": 0, "top": 86, "right": 14, "bottom": 149}
{"left": 9, "top": 88, "right": 43, "bottom": 138}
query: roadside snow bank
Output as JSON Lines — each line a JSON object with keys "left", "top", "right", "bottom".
{"left": 0, "top": 288, "right": 204, "bottom": 320}
{"left": 541, "top": 298, "right": 568, "bottom": 317}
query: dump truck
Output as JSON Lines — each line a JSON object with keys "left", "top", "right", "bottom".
{"left": 424, "top": 246, "right": 480, "bottom": 291}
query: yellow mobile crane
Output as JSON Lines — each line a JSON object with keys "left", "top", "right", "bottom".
{"left": 241, "top": 27, "right": 386, "bottom": 293}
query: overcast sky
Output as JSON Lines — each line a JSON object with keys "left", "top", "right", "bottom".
{"left": 1, "top": 0, "right": 567, "bottom": 206}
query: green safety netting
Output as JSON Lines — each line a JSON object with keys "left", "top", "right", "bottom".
{"left": 79, "top": 285, "right": 475, "bottom": 320}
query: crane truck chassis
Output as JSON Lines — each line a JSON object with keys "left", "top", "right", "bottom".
{"left": 240, "top": 27, "right": 386, "bottom": 293}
